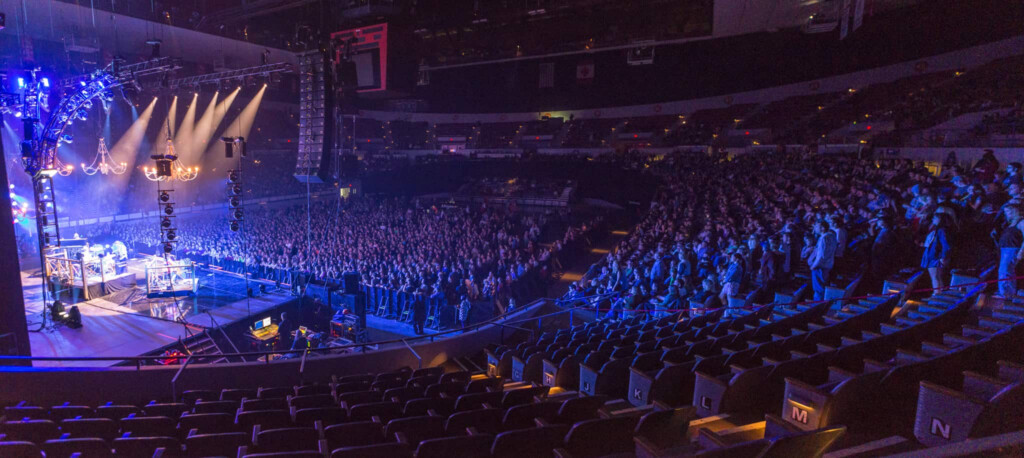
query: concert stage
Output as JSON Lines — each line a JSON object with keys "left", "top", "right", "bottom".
{"left": 21, "top": 259, "right": 295, "bottom": 368}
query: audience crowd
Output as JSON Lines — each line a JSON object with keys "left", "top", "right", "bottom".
{"left": 562, "top": 148, "right": 1024, "bottom": 321}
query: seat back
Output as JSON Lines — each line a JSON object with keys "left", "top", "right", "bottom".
{"left": 120, "top": 416, "right": 177, "bottom": 438}
{"left": 502, "top": 401, "right": 561, "bottom": 430}
{"left": 564, "top": 416, "right": 639, "bottom": 457}
{"left": 235, "top": 409, "right": 292, "bottom": 433}
{"left": 290, "top": 394, "right": 336, "bottom": 410}
{"left": 112, "top": 436, "right": 180, "bottom": 457}
{"left": 414, "top": 434, "right": 494, "bottom": 458}
{"left": 0, "top": 441, "right": 41, "bottom": 457}
{"left": 634, "top": 406, "right": 698, "bottom": 450}
{"left": 348, "top": 402, "right": 402, "bottom": 423}
{"left": 760, "top": 425, "right": 846, "bottom": 458}
{"left": 384, "top": 415, "right": 446, "bottom": 444}
{"left": 220, "top": 389, "right": 258, "bottom": 401}
{"left": 0, "top": 420, "right": 59, "bottom": 443}
{"left": 491, "top": 425, "right": 570, "bottom": 458}
{"left": 294, "top": 407, "right": 348, "bottom": 427}
{"left": 556, "top": 395, "right": 609, "bottom": 424}
{"left": 178, "top": 413, "right": 237, "bottom": 437}
{"left": 60, "top": 418, "right": 119, "bottom": 441}
{"left": 42, "top": 438, "right": 112, "bottom": 458}
{"left": 329, "top": 442, "right": 411, "bottom": 458}
{"left": 241, "top": 398, "right": 288, "bottom": 412}
{"left": 255, "top": 427, "right": 320, "bottom": 453}
{"left": 193, "top": 400, "right": 239, "bottom": 415}
{"left": 184, "top": 431, "right": 248, "bottom": 458}
{"left": 324, "top": 421, "right": 385, "bottom": 449}
{"left": 445, "top": 408, "right": 503, "bottom": 435}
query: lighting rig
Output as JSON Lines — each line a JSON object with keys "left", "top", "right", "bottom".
{"left": 81, "top": 137, "right": 127, "bottom": 176}
{"left": 222, "top": 136, "right": 248, "bottom": 232}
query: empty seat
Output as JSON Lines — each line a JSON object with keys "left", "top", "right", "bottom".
{"left": 551, "top": 395, "right": 608, "bottom": 424}
{"left": 324, "top": 421, "right": 385, "bottom": 450}
{"left": 412, "top": 367, "right": 444, "bottom": 379}
{"left": 463, "top": 377, "right": 502, "bottom": 394}
{"left": 453, "top": 391, "right": 503, "bottom": 412}
{"left": 438, "top": 371, "right": 471, "bottom": 385}
{"left": 348, "top": 402, "right": 401, "bottom": 423}
{"left": 60, "top": 418, "right": 119, "bottom": 441}
{"left": 384, "top": 415, "right": 445, "bottom": 444}
{"left": 294, "top": 407, "right": 348, "bottom": 427}
{"left": 491, "top": 425, "right": 569, "bottom": 458}
{"left": 422, "top": 382, "right": 464, "bottom": 398}
{"left": 42, "top": 438, "right": 112, "bottom": 458}
{"left": 220, "top": 389, "right": 257, "bottom": 402}
{"left": 403, "top": 397, "right": 455, "bottom": 417}
{"left": 502, "top": 401, "right": 561, "bottom": 431}
{"left": 183, "top": 431, "right": 248, "bottom": 458}
{"left": 94, "top": 405, "right": 140, "bottom": 421}
{"left": 558, "top": 415, "right": 639, "bottom": 458}
{"left": 329, "top": 442, "right": 411, "bottom": 458}
{"left": 633, "top": 406, "right": 699, "bottom": 454}
{"left": 144, "top": 403, "right": 188, "bottom": 419}
{"left": 192, "top": 400, "right": 238, "bottom": 415}
{"left": 289, "top": 394, "right": 336, "bottom": 410}
{"left": 338, "top": 391, "right": 383, "bottom": 409}
{"left": 414, "top": 434, "right": 493, "bottom": 458}
{"left": 294, "top": 384, "right": 333, "bottom": 397}
{"left": 257, "top": 387, "right": 293, "bottom": 399}
{"left": 49, "top": 405, "right": 94, "bottom": 421}
{"left": 3, "top": 406, "right": 46, "bottom": 421}
{"left": 120, "top": 416, "right": 177, "bottom": 438}
{"left": 385, "top": 387, "right": 425, "bottom": 404}
{"left": 236, "top": 410, "right": 293, "bottom": 433}
{"left": 0, "top": 441, "right": 42, "bottom": 457}
{"left": 182, "top": 390, "right": 218, "bottom": 406}
{"left": 241, "top": 398, "right": 289, "bottom": 412}
{"left": 501, "top": 385, "right": 550, "bottom": 408}
{"left": 112, "top": 436, "right": 180, "bottom": 456}
{"left": 251, "top": 427, "right": 320, "bottom": 454}
{"left": 177, "top": 413, "right": 237, "bottom": 438}
{"left": 0, "top": 420, "right": 59, "bottom": 443}
{"left": 445, "top": 408, "right": 503, "bottom": 436}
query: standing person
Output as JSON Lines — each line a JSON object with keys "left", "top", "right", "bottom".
{"left": 277, "top": 312, "right": 296, "bottom": 351}
{"left": 411, "top": 291, "right": 427, "bottom": 334}
{"left": 807, "top": 220, "right": 837, "bottom": 301}
{"left": 718, "top": 253, "right": 744, "bottom": 307}
{"left": 457, "top": 295, "right": 471, "bottom": 329}
{"left": 997, "top": 205, "right": 1024, "bottom": 299}
{"left": 921, "top": 213, "right": 953, "bottom": 293}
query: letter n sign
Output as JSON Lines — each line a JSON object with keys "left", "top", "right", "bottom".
{"left": 791, "top": 406, "right": 808, "bottom": 424}
{"left": 931, "top": 418, "right": 951, "bottom": 440}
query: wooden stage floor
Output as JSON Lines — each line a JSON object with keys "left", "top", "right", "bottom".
{"left": 21, "top": 262, "right": 294, "bottom": 368}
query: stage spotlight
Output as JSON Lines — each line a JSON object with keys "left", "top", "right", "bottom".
{"left": 163, "top": 204, "right": 174, "bottom": 215}
{"left": 42, "top": 77, "right": 50, "bottom": 88}
{"left": 229, "top": 221, "right": 240, "bottom": 232}
{"left": 165, "top": 230, "right": 177, "bottom": 241}
{"left": 161, "top": 216, "right": 172, "bottom": 228}
{"left": 76, "top": 109, "right": 88, "bottom": 121}
{"left": 66, "top": 306, "right": 83, "bottom": 329}
{"left": 159, "top": 191, "right": 171, "bottom": 202}
{"left": 229, "top": 196, "right": 241, "bottom": 207}
{"left": 228, "top": 170, "right": 240, "bottom": 182}
{"left": 163, "top": 242, "right": 174, "bottom": 253}
{"left": 14, "top": 111, "right": 21, "bottom": 118}
{"left": 231, "top": 184, "right": 242, "bottom": 195}
{"left": 60, "top": 133, "right": 73, "bottom": 144}
{"left": 83, "top": 100, "right": 93, "bottom": 109}
{"left": 232, "top": 209, "right": 243, "bottom": 220}
{"left": 16, "top": 77, "right": 24, "bottom": 88}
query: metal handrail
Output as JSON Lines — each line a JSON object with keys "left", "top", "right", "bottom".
{"left": 0, "top": 297, "right": 579, "bottom": 365}
{"left": 170, "top": 354, "right": 194, "bottom": 403}
{"left": 402, "top": 339, "right": 422, "bottom": 369}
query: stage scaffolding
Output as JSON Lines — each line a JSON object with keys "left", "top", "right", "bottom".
{"left": 145, "top": 256, "right": 199, "bottom": 298}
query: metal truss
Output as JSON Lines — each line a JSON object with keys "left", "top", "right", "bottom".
{"left": 162, "top": 62, "right": 293, "bottom": 89}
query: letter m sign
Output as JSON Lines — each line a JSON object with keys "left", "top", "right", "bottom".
{"left": 931, "top": 418, "right": 951, "bottom": 440}
{"left": 790, "top": 406, "right": 808, "bottom": 424}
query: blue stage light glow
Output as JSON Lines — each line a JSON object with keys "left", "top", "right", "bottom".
{"left": 17, "top": 78, "right": 25, "bottom": 88}
{"left": 41, "top": 78, "right": 50, "bottom": 88}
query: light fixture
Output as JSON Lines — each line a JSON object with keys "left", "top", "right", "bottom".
{"left": 81, "top": 138, "right": 127, "bottom": 175}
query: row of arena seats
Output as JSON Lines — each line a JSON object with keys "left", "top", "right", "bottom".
{"left": 4, "top": 265, "right": 1024, "bottom": 457}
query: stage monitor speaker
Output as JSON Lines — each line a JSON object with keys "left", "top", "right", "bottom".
{"left": 338, "top": 292, "right": 367, "bottom": 330}
{"left": 342, "top": 271, "right": 361, "bottom": 294}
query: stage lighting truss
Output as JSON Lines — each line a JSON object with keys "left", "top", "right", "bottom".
{"left": 81, "top": 138, "right": 127, "bottom": 176}
{"left": 25, "top": 70, "right": 118, "bottom": 176}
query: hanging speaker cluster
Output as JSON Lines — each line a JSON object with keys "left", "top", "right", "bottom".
{"left": 227, "top": 169, "right": 243, "bottom": 232}
{"left": 221, "top": 136, "right": 247, "bottom": 158}
{"left": 158, "top": 190, "right": 177, "bottom": 253}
